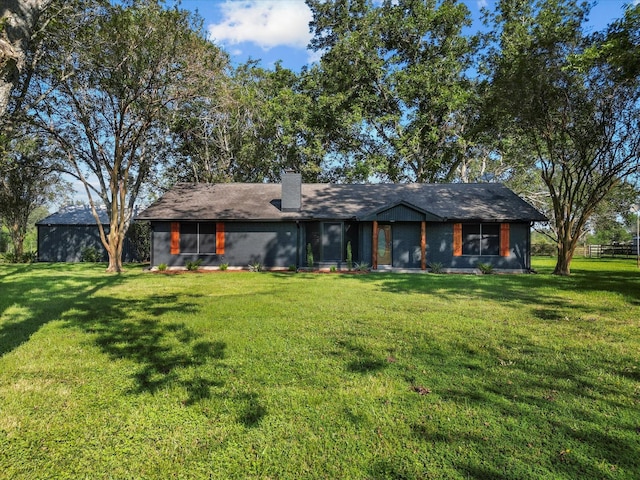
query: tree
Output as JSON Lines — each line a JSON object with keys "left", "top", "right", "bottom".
{"left": 0, "top": 0, "right": 55, "bottom": 119}
{"left": 0, "top": 134, "right": 66, "bottom": 260}
{"left": 306, "top": 0, "right": 479, "bottom": 182}
{"left": 168, "top": 61, "right": 326, "bottom": 185}
{"left": 33, "top": 0, "right": 225, "bottom": 272}
{"left": 485, "top": 0, "right": 640, "bottom": 275}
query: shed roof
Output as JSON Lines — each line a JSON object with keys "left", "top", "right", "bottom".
{"left": 136, "top": 182, "right": 547, "bottom": 223}
{"left": 36, "top": 205, "right": 110, "bottom": 226}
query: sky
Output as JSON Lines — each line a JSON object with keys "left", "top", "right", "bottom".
{"left": 66, "top": 0, "right": 637, "bottom": 201}
{"left": 177, "top": 0, "right": 638, "bottom": 71}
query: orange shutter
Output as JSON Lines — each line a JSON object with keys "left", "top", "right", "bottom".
{"left": 170, "top": 222, "right": 180, "bottom": 254}
{"left": 216, "top": 222, "right": 225, "bottom": 255}
{"left": 500, "top": 223, "right": 510, "bottom": 257}
{"left": 453, "top": 223, "right": 462, "bottom": 256}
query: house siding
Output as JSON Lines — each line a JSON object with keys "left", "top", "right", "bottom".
{"left": 148, "top": 220, "right": 532, "bottom": 272}
{"left": 37, "top": 224, "right": 138, "bottom": 262}
{"left": 151, "top": 221, "right": 299, "bottom": 268}
{"left": 432, "top": 222, "right": 531, "bottom": 271}
{"left": 392, "top": 222, "right": 422, "bottom": 268}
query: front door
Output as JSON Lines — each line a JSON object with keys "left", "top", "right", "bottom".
{"left": 377, "top": 224, "right": 392, "bottom": 265}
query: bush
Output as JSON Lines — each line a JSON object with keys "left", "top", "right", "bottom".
{"left": 157, "top": 263, "right": 167, "bottom": 271}
{"left": 288, "top": 264, "right": 297, "bottom": 272}
{"left": 127, "top": 221, "right": 151, "bottom": 262}
{"left": 219, "top": 263, "right": 228, "bottom": 271}
{"left": 346, "top": 241, "right": 353, "bottom": 271}
{"left": 353, "top": 262, "right": 370, "bottom": 272}
{"left": 477, "top": 262, "right": 494, "bottom": 274}
{"left": 186, "top": 259, "right": 202, "bottom": 271}
{"left": 248, "top": 261, "right": 262, "bottom": 272}
{"left": 429, "top": 262, "right": 444, "bottom": 274}
{"left": 3, "top": 251, "right": 37, "bottom": 263}
{"left": 80, "top": 246, "right": 101, "bottom": 262}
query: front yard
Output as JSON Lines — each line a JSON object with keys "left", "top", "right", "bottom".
{"left": 0, "top": 258, "right": 638, "bottom": 479}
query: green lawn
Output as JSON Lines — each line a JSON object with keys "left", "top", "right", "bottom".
{"left": 0, "top": 258, "right": 638, "bottom": 479}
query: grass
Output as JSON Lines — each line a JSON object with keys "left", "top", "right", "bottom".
{"left": 0, "top": 257, "right": 638, "bottom": 479}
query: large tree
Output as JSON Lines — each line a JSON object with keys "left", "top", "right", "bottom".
{"left": 485, "top": 0, "right": 640, "bottom": 275}
{"left": 0, "top": 134, "right": 66, "bottom": 259}
{"left": 306, "top": 0, "right": 479, "bottom": 182}
{"left": 168, "top": 61, "right": 325, "bottom": 185}
{"left": 32, "top": 0, "right": 225, "bottom": 272}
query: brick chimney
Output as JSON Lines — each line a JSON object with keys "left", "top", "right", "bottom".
{"left": 281, "top": 170, "right": 302, "bottom": 212}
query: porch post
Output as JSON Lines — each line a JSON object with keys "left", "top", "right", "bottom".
{"left": 372, "top": 220, "right": 378, "bottom": 270}
{"left": 421, "top": 221, "right": 426, "bottom": 270}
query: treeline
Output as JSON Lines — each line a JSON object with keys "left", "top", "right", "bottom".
{"left": 1, "top": 0, "right": 639, "bottom": 274}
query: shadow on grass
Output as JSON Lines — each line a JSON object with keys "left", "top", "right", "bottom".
{"left": 0, "top": 264, "right": 125, "bottom": 356}
{"left": 348, "top": 259, "right": 640, "bottom": 318}
{"left": 0, "top": 264, "right": 264, "bottom": 418}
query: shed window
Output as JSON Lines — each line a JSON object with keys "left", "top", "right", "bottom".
{"left": 178, "top": 222, "right": 216, "bottom": 254}
{"left": 462, "top": 224, "right": 500, "bottom": 256}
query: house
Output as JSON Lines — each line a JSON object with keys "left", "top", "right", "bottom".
{"left": 135, "top": 173, "right": 547, "bottom": 272}
{"left": 37, "top": 205, "right": 141, "bottom": 262}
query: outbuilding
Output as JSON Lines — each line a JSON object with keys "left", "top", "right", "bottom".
{"left": 37, "top": 205, "right": 140, "bottom": 262}
{"left": 136, "top": 173, "right": 547, "bottom": 272}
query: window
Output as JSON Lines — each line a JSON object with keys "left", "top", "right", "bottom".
{"left": 171, "top": 222, "right": 216, "bottom": 254}
{"left": 305, "top": 222, "right": 344, "bottom": 261}
{"left": 456, "top": 223, "right": 501, "bottom": 256}
{"left": 464, "top": 223, "right": 500, "bottom": 256}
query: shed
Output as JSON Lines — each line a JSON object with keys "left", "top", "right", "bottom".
{"left": 37, "top": 205, "right": 139, "bottom": 262}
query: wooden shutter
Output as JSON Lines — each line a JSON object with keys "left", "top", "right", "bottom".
{"left": 453, "top": 223, "right": 462, "bottom": 257}
{"left": 216, "top": 222, "right": 225, "bottom": 255}
{"left": 500, "top": 223, "right": 510, "bottom": 257}
{"left": 170, "top": 222, "right": 180, "bottom": 254}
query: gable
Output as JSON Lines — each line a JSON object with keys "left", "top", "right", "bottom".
{"left": 360, "top": 201, "right": 443, "bottom": 222}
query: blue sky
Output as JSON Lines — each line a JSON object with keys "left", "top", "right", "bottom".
{"left": 177, "top": 0, "right": 637, "bottom": 71}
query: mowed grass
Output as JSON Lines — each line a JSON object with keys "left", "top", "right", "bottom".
{"left": 0, "top": 258, "right": 638, "bottom": 479}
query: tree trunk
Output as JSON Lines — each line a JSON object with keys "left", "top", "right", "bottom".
{"left": 105, "top": 225, "right": 124, "bottom": 273}
{"left": 553, "top": 237, "right": 575, "bottom": 276}
{"left": 9, "top": 222, "right": 24, "bottom": 260}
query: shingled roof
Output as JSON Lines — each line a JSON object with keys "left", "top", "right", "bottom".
{"left": 136, "top": 182, "right": 547, "bottom": 223}
{"left": 36, "top": 205, "right": 110, "bottom": 225}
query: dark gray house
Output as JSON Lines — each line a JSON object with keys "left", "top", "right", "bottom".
{"left": 136, "top": 173, "right": 547, "bottom": 272}
{"left": 37, "top": 205, "right": 139, "bottom": 262}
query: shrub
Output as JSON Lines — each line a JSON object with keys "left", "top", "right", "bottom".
{"left": 219, "top": 263, "right": 228, "bottom": 271}
{"left": 429, "top": 262, "right": 444, "bottom": 274}
{"left": 353, "top": 262, "right": 370, "bottom": 272}
{"left": 80, "top": 246, "right": 101, "bottom": 262}
{"left": 330, "top": 265, "right": 337, "bottom": 272}
{"left": 3, "top": 251, "right": 37, "bottom": 263}
{"left": 306, "top": 243, "right": 314, "bottom": 269}
{"left": 157, "top": 263, "right": 168, "bottom": 271}
{"left": 477, "top": 262, "right": 494, "bottom": 274}
{"left": 288, "top": 264, "right": 297, "bottom": 272}
{"left": 248, "top": 261, "right": 262, "bottom": 272}
{"left": 346, "top": 241, "right": 353, "bottom": 271}
{"left": 186, "top": 259, "right": 202, "bottom": 271}
{"left": 127, "top": 221, "right": 151, "bottom": 262}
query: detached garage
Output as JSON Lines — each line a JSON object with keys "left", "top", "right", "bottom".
{"left": 37, "top": 205, "right": 140, "bottom": 262}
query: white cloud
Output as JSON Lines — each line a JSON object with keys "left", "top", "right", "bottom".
{"left": 208, "top": 0, "right": 313, "bottom": 51}
{"left": 476, "top": 0, "right": 488, "bottom": 9}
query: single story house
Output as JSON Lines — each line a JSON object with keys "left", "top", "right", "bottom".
{"left": 37, "top": 205, "right": 140, "bottom": 262}
{"left": 136, "top": 173, "right": 547, "bottom": 272}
